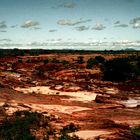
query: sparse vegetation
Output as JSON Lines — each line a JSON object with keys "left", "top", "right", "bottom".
{"left": 26, "top": 59, "right": 31, "bottom": 63}
{"left": 43, "top": 59, "right": 49, "bottom": 64}
{"left": 95, "top": 56, "right": 105, "bottom": 63}
{"left": 62, "top": 60, "right": 69, "bottom": 65}
{"left": 34, "top": 66, "right": 45, "bottom": 78}
{"left": 0, "top": 111, "right": 81, "bottom": 140}
{"left": 17, "top": 59, "right": 22, "bottom": 63}
{"left": 77, "top": 56, "right": 84, "bottom": 64}
{"left": 131, "top": 125, "right": 140, "bottom": 139}
{"left": 59, "top": 123, "right": 80, "bottom": 140}
{"left": 59, "top": 134, "right": 81, "bottom": 140}
{"left": 0, "top": 111, "right": 49, "bottom": 140}
{"left": 51, "top": 58, "right": 61, "bottom": 63}
{"left": 102, "top": 57, "right": 139, "bottom": 81}
{"left": 60, "top": 123, "right": 79, "bottom": 134}
{"left": 86, "top": 58, "right": 98, "bottom": 69}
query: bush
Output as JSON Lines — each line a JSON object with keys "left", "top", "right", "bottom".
{"left": 0, "top": 111, "right": 37, "bottom": 140}
{"left": 95, "top": 56, "right": 105, "bottom": 63}
{"left": 0, "top": 111, "right": 51, "bottom": 140}
{"left": 59, "top": 134, "right": 81, "bottom": 140}
{"left": 60, "top": 123, "right": 79, "bottom": 134}
{"left": 0, "top": 110, "right": 81, "bottom": 140}
{"left": 43, "top": 59, "right": 49, "bottom": 64}
{"left": 51, "top": 58, "right": 61, "bottom": 63}
{"left": 77, "top": 56, "right": 84, "bottom": 64}
{"left": 17, "top": 59, "right": 22, "bottom": 63}
{"left": 86, "top": 58, "right": 98, "bottom": 69}
{"left": 26, "top": 59, "right": 31, "bottom": 63}
{"left": 34, "top": 65, "right": 45, "bottom": 78}
{"left": 131, "top": 125, "right": 140, "bottom": 139}
{"left": 102, "top": 58, "right": 139, "bottom": 81}
{"left": 137, "top": 61, "right": 140, "bottom": 69}
{"left": 62, "top": 60, "right": 69, "bottom": 65}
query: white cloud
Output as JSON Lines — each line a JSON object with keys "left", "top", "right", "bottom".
{"left": 132, "top": 23, "right": 140, "bottom": 28}
{"left": 53, "top": 2, "right": 76, "bottom": 9}
{"left": 0, "top": 40, "right": 140, "bottom": 50}
{"left": 0, "top": 21, "right": 7, "bottom": 29}
{"left": 0, "top": 30, "right": 7, "bottom": 33}
{"left": 130, "top": 17, "right": 140, "bottom": 24}
{"left": 63, "top": 2, "right": 76, "bottom": 8}
{"left": 114, "top": 24, "right": 128, "bottom": 28}
{"left": 34, "top": 27, "right": 41, "bottom": 30}
{"left": 0, "top": 39, "right": 12, "bottom": 42}
{"left": 21, "top": 20, "right": 40, "bottom": 28}
{"left": 75, "top": 26, "right": 89, "bottom": 31}
{"left": 130, "top": 17, "right": 140, "bottom": 29}
{"left": 11, "top": 25, "right": 18, "bottom": 28}
{"left": 0, "top": 43, "right": 23, "bottom": 48}
{"left": 57, "top": 19, "right": 92, "bottom": 26}
{"left": 49, "top": 29, "right": 57, "bottom": 32}
{"left": 92, "top": 23, "right": 106, "bottom": 30}
{"left": 114, "top": 21, "right": 120, "bottom": 24}
{"left": 112, "top": 40, "right": 140, "bottom": 49}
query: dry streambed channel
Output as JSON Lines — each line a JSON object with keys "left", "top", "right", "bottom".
{"left": 11, "top": 85, "right": 140, "bottom": 139}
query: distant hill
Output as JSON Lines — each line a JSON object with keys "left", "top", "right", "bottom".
{"left": 124, "top": 48, "right": 136, "bottom": 51}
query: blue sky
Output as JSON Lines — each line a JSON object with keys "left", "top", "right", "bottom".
{"left": 0, "top": 0, "right": 140, "bottom": 50}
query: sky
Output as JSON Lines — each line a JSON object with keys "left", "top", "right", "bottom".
{"left": 0, "top": 0, "right": 140, "bottom": 50}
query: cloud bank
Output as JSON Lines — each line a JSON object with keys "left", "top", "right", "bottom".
{"left": 1, "top": 39, "right": 140, "bottom": 50}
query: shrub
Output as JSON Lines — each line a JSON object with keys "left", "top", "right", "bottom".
{"left": 62, "top": 60, "right": 69, "bottom": 65}
{"left": 59, "top": 134, "right": 81, "bottom": 140}
{"left": 95, "top": 56, "right": 105, "bottom": 63}
{"left": 60, "top": 123, "right": 79, "bottom": 134}
{"left": 51, "top": 58, "right": 61, "bottom": 63}
{"left": 102, "top": 58, "right": 139, "bottom": 81}
{"left": 43, "top": 59, "right": 49, "bottom": 64}
{"left": 137, "top": 61, "right": 140, "bottom": 69}
{"left": 34, "top": 65, "right": 45, "bottom": 78}
{"left": 26, "top": 59, "right": 31, "bottom": 63}
{"left": 86, "top": 58, "right": 98, "bottom": 69}
{"left": 77, "top": 56, "right": 84, "bottom": 64}
{"left": 0, "top": 110, "right": 81, "bottom": 140}
{"left": 0, "top": 111, "right": 41, "bottom": 140}
{"left": 17, "top": 59, "right": 22, "bottom": 63}
{"left": 0, "top": 111, "right": 54, "bottom": 140}
{"left": 131, "top": 125, "right": 140, "bottom": 139}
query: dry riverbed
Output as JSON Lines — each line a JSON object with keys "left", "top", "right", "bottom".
{"left": 0, "top": 84, "right": 139, "bottom": 139}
